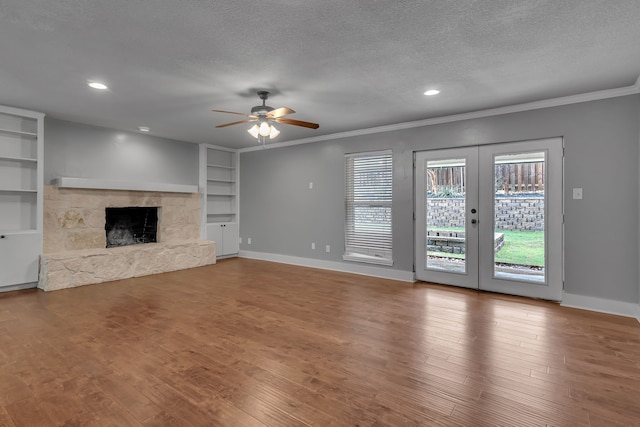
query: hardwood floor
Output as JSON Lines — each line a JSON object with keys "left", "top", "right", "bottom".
{"left": 1, "top": 258, "right": 639, "bottom": 426}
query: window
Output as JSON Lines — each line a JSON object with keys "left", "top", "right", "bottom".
{"left": 343, "top": 150, "right": 393, "bottom": 266}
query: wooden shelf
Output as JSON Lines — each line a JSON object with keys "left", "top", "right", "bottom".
{"left": 207, "top": 178, "right": 235, "bottom": 183}
{"left": 207, "top": 163, "right": 235, "bottom": 169}
{"left": 0, "top": 128, "right": 37, "bottom": 138}
{"left": 0, "top": 155, "right": 37, "bottom": 163}
{"left": 0, "top": 188, "right": 37, "bottom": 193}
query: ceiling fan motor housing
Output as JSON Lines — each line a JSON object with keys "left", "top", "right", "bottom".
{"left": 252, "top": 91, "right": 274, "bottom": 117}
{"left": 250, "top": 105, "right": 274, "bottom": 116}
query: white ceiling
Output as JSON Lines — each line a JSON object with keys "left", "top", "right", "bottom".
{"left": 1, "top": 1, "right": 640, "bottom": 149}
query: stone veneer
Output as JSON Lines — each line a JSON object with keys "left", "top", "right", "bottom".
{"left": 38, "top": 185, "right": 216, "bottom": 291}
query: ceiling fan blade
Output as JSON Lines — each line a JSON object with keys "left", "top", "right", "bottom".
{"left": 212, "top": 109, "right": 257, "bottom": 118}
{"left": 215, "top": 119, "right": 257, "bottom": 128}
{"left": 274, "top": 117, "right": 319, "bottom": 129}
{"left": 266, "top": 107, "right": 295, "bottom": 119}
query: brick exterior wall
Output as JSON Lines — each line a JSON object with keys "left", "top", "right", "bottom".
{"left": 427, "top": 197, "right": 544, "bottom": 231}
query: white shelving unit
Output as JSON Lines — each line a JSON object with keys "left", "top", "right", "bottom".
{"left": 199, "top": 145, "right": 239, "bottom": 257}
{"left": 0, "top": 105, "right": 44, "bottom": 290}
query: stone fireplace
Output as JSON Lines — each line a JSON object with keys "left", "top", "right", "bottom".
{"left": 38, "top": 183, "right": 216, "bottom": 291}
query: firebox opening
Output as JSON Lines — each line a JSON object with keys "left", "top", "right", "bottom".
{"left": 105, "top": 207, "right": 158, "bottom": 248}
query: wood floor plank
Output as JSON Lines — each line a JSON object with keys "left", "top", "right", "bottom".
{"left": 0, "top": 258, "right": 638, "bottom": 426}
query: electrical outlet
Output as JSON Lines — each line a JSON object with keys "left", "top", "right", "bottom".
{"left": 239, "top": 237, "right": 242, "bottom": 244}
{"left": 247, "top": 237, "right": 252, "bottom": 245}
{"left": 325, "top": 245, "right": 330, "bottom": 253}
{"left": 311, "top": 242, "right": 315, "bottom": 250}
{"left": 573, "top": 188, "right": 583, "bottom": 200}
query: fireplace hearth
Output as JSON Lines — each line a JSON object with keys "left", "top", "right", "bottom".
{"left": 105, "top": 207, "right": 158, "bottom": 248}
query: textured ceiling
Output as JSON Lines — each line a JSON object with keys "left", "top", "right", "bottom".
{"left": 1, "top": 0, "right": 639, "bottom": 149}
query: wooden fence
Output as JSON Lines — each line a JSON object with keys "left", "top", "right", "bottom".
{"left": 427, "top": 162, "right": 545, "bottom": 194}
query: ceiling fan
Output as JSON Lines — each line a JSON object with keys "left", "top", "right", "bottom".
{"left": 213, "top": 91, "right": 319, "bottom": 144}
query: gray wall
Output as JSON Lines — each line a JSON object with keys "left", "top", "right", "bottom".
{"left": 240, "top": 95, "right": 640, "bottom": 304}
{"left": 44, "top": 118, "right": 198, "bottom": 185}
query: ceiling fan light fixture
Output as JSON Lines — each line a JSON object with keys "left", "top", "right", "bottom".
{"left": 247, "top": 124, "right": 260, "bottom": 138}
{"left": 258, "top": 121, "right": 271, "bottom": 137}
{"left": 269, "top": 125, "right": 280, "bottom": 139}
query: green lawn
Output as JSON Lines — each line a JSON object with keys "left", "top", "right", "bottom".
{"left": 495, "top": 230, "right": 544, "bottom": 266}
{"left": 428, "top": 228, "right": 544, "bottom": 267}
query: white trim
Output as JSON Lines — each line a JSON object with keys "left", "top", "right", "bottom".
{"left": 53, "top": 177, "right": 198, "bottom": 193}
{"left": 0, "top": 282, "right": 37, "bottom": 293}
{"left": 238, "top": 81, "right": 640, "bottom": 153}
{"left": 637, "top": 304, "right": 640, "bottom": 324}
{"left": 0, "top": 104, "right": 45, "bottom": 119}
{"left": 561, "top": 292, "right": 640, "bottom": 320}
{"left": 201, "top": 142, "right": 238, "bottom": 153}
{"left": 342, "top": 253, "right": 393, "bottom": 266}
{"left": 239, "top": 250, "right": 414, "bottom": 282}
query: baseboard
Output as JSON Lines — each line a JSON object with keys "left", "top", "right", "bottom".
{"left": 561, "top": 292, "right": 640, "bottom": 321}
{"left": 0, "top": 282, "right": 37, "bottom": 293}
{"left": 238, "top": 250, "right": 415, "bottom": 282}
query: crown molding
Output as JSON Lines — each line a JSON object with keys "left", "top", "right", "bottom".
{"left": 239, "top": 78, "right": 640, "bottom": 153}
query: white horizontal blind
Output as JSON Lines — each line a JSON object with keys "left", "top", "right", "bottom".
{"left": 344, "top": 150, "right": 393, "bottom": 265}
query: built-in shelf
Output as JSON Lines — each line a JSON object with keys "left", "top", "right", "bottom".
{"left": 0, "top": 155, "right": 37, "bottom": 163}
{"left": 207, "top": 163, "right": 235, "bottom": 169}
{"left": 201, "top": 146, "right": 239, "bottom": 257}
{"left": 207, "top": 178, "right": 235, "bottom": 183}
{"left": 0, "top": 105, "right": 43, "bottom": 289}
{"left": 0, "top": 128, "right": 37, "bottom": 138}
{"left": 53, "top": 177, "right": 198, "bottom": 193}
{"left": 0, "top": 188, "right": 37, "bottom": 193}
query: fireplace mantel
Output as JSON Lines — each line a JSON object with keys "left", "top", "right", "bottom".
{"left": 52, "top": 177, "right": 198, "bottom": 193}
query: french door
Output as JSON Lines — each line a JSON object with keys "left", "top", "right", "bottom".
{"left": 414, "top": 138, "right": 563, "bottom": 301}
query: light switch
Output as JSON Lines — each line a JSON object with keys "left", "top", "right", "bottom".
{"left": 572, "top": 188, "right": 583, "bottom": 200}
{"left": 309, "top": 182, "right": 313, "bottom": 189}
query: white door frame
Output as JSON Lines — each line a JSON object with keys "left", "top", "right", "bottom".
{"left": 414, "top": 138, "right": 564, "bottom": 301}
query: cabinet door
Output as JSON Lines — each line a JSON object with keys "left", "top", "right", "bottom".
{"left": 0, "top": 232, "right": 41, "bottom": 287}
{"left": 205, "top": 223, "right": 238, "bottom": 256}
{"left": 206, "top": 223, "right": 223, "bottom": 252}
{"left": 221, "top": 223, "right": 239, "bottom": 255}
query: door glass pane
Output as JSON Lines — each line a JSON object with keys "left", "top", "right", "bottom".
{"left": 493, "top": 152, "right": 545, "bottom": 283}
{"left": 425, "top": 158, "right": 466, "bottom": 273}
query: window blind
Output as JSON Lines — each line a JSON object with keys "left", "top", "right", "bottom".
{"left": 344, "top": 150, "right": 393, "bottom": 265}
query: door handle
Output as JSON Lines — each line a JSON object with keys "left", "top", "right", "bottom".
{"left": 470, "top": 208, "right": 477, "bottom": 214}
{"left": 471, "top": 219, "right": 477, "bottom": 224}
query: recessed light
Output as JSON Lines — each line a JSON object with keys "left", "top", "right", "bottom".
{"left": 138, "top": 126, "right": 150, "bottom": 132}
{"left": 424, "top": 89, "right": 440, "bottom": 96}
{"left": 88, "top": 81, "right": 108, "bottom": 90}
